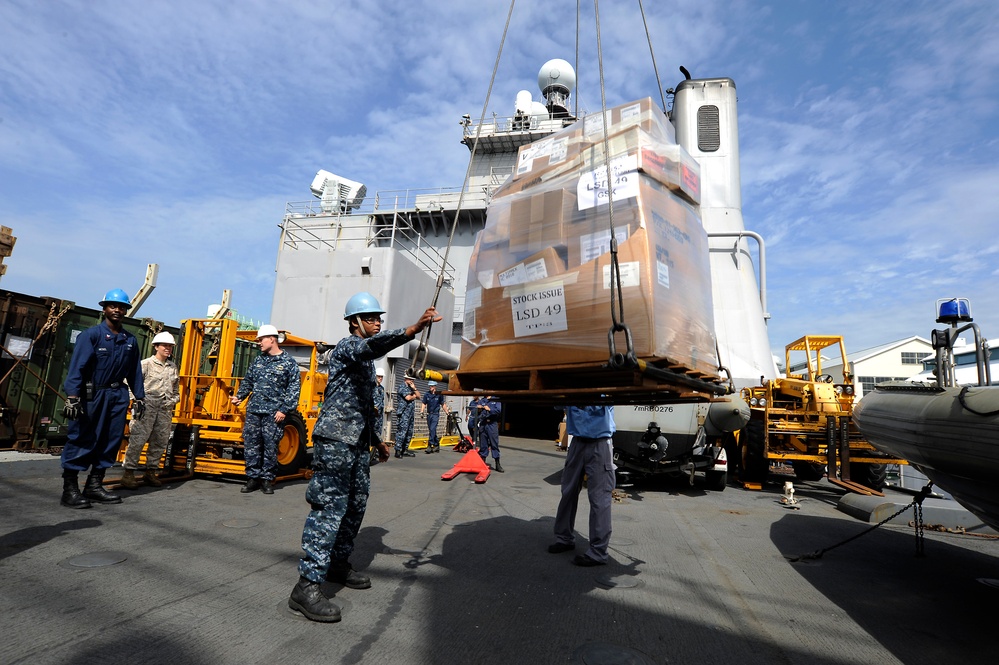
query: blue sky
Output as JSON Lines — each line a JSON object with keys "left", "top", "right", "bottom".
{"left": 2, "top": 0, "right": 997, "bottom": 357}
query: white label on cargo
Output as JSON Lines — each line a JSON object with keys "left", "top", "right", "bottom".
{"left": 584, "top": 111, "right": 610, "bottom": 137}
{"left": 578, "top": 225, "right": 631, "bottom": 263}
{"left": 498, "top": 264, "right": 528, "bottom": 286}
{"left": 501, "top": 257, "right": 550, "bottom": 286}
{"left": 549, "top": 137, "right": 567, "bottom": 165}
{"left": 656, "top": 260, "right": 670, "bottom": 288}
{"left": 510, "top": 281, "right": 568, "bottom": 337}
{"left": 466, "top": 286, "right": 483, "bottom": 309}
{"left": 577, "top": 154, "right": 640, "bottom": 210}
{"left": 620, "top": 102, "right": 641, "bottom": 121}
{"left": 602, "top": 262, "right": 641, "bottom": 289}
{"left": 463, "top": 307, "right": 476, "bottom": 340}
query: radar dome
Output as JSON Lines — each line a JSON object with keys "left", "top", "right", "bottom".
{"left": 537, "top": 59, "right": 576, "bottom": 95}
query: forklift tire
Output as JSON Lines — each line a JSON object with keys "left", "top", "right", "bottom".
{"left": 850, "top": 462, "right": 887, "bottom": 492}
{"left": 740, "top": 419, "right": 769, "bottom": 484}
{"left": 705, "top": 470, "right": 727, "bottom": 492}
{"left": 277, "top": 412, "right": 309, "bottom": 476}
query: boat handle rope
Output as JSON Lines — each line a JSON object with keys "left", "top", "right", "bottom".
{"left": 957, "top": 385, "right": 999, "bottom": 417}
{"left": 786, "top": 483, "right": 938, "bottom": 563}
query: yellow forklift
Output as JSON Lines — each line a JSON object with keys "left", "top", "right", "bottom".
{"left": 119, "top": 317, "right": 325, "bottom": 482}
{"left": 738, "top": 335, "right": 906, "bottom": 495}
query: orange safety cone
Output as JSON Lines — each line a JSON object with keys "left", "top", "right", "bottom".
{"left": 441, "top": 449, "right": 491, "bottom": 484}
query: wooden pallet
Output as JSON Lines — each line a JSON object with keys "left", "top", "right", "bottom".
{"left": 443, "top": 358, "right": 729, "bottom": 405}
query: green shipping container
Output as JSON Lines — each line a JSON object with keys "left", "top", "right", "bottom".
{"left": 0, "top": 289, "right": 178, "bottom": 449}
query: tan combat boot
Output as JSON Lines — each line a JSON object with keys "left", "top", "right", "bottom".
{"left": 143, "top": 469, "right": 163, "bottom": 487}
{"left": 119, "top": 469, "right": 139, "bottom": 490}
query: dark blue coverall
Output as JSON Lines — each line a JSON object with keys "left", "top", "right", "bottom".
{"left": 61, "top": 321, "right": 145, "bottom": 472}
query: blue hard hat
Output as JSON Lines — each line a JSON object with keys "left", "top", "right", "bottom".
{"left": 428, "top": 381, "right": 438, "bottom": 387}
{"left": 343, "top": 292, "right": 385, "bottom": 319}
{"left": 99, "top": 288, "right": 132, "bottom": 307}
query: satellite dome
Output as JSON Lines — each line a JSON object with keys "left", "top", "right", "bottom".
{"left": 537, "top": 59, "right": 575, "bottom": 118}
{"left": 537, "top": 59, "right": 576, "bottom": 96}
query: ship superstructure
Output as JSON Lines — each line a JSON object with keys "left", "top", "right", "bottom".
{"left": 269, "top": 61, "right": 777, "bottom": 450}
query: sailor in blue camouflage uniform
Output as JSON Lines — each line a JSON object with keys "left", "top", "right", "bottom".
{"left": 420, "top": 381, "right": 449, "bottom": 454}
{"left": 369, "top": 367, "right": 386, "bottom": 465}
{"left": 393, "top": 376, "right": 420, "bottom": 458}
{"left": 231, "top": 324, "right": 301, "bottom": 495}
{"left": 59, "top": 288, "right": 146, "bottom": 508}
{"left": 288, "top": 292, "right": 440, "bottom": 623}
{"left": 477, "top": 395, "right": 504, "bottom": 472}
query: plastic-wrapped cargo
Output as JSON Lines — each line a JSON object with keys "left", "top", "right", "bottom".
{"left": 460, "top": 98, "right": 718, "bottom": 377}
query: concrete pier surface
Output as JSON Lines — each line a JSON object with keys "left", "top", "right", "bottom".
{"left": 2, "top": 438, "right": 997, "bottom": 665}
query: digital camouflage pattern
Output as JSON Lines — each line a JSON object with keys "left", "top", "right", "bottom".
{"left": 298, "top": 327, "right": 413, "bottom": 582}
{"left": 236, "top": 350, "right": 301, "bottom": 481}
{"left": 394, "top": 382, "right": 417, "bottom": 453}
{"left": 235, "top": 350, "right": 300, "bottom": 415}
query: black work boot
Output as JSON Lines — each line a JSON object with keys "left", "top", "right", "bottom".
{"left": 83, "top": 468, "right": 122, "bottom": 504}
{"left": 261, "top": 480, "right": 274, "bottom": 495}
{"left": 288, "top": 577, "right": 341, "bottom": 622}
{"left": 493, "top": 458, "right": 504, "bottom": 473}
{"left": 240, "top": 478, "right": 261, "bottom": 493}
{"left": 60, "top": 470, "right": 92, "bottom": 509}
{"left": 326, "top": 560, "right": 371, "bottom": 589}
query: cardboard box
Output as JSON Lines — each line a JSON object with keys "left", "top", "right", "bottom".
{"left": 501, "top": 124, "right": 699, "bottom": 205}
{"left": 497, "top": 246, "right": 566, "bottom": 288}
{"left": 460, "top": 183, "right": 717, "bottom": 375}
{"left": 507, "top": 97, "right": 677, "bottom": 187}
{"left": 575, "top": 131, "right": 701, "bottom": 205}
{"left": 507, "top": 187, "right": 578, "bottom": 253}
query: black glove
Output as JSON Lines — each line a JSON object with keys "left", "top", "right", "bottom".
{"left": 132, "top": 399, "right": 146, "bottom": 421}
{"left": 63, "top": 396, "right": 82, "bottom": 420}
{"left": 315, "top": 342, "right": 329, "bottom": 354}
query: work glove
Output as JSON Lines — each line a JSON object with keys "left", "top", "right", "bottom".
{"left": 131, "top": 399, "right": 146, "bottom": 421}
{"left": 315, "top": 342, "right": 329, "bottom": 354}
{"left": 63, "top": 396, "right": 82, "bottom": 420}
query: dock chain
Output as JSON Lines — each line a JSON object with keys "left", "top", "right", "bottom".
{"left": 787, "top": 483, "right": 936, "bottom": 563}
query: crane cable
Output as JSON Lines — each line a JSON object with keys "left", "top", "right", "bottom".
{"left": 409, "top": 0, "right": 518, "bottom": 380}
{"left": 592, "top": 0, "right": 634, "bottom": 366}
{"left": 638, "top": 0, "right": 668, "bottom": 111}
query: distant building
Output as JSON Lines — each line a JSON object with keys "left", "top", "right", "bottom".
{"left": 809, "top": 336, "right": 932, "bottom": 398}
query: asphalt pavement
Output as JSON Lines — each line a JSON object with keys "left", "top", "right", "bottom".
{"left": 1, "top": 439, "right": 997, "bottom": 665}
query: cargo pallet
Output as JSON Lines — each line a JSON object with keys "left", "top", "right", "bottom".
{"left": 443, "top": 357, "right": 729, "bottom": 405}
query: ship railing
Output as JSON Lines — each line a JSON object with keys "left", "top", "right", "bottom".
{"left": 461, "top": 113, "right": 577, "bottom": 140}
{"left": 280, "top": 206, "right": 458, "bottom": 287}
{"left": 284, "top": 185, "right": 495, "bottom": 219}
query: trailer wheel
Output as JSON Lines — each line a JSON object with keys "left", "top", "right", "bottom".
{"left": 277, "top": 412, "right": 308, "bottom": 476}
{"left": 792, "top": 460, "right": 826, "bottom": 482}
{"left": 741, "top": 419, "right": 769, "bottom": 484}
{"left": 705, "top": 470, "right": 727, "bottom": 491}
{"left": 850, "top": 462, "right": 887, "bottom": 492}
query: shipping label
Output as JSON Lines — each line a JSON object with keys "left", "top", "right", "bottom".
{"left": 577, "top": 154, "right": 640, "bottom": 210}
{"left": 655, "top": 244, "right": 673, "bottom": 288}
{"left": 510, "top": 281, "right": 568, "bottom": 337}
{"left": 498, "top": 256, "right": 550, "bottom": 287}
{"left": 578, "top": 225, "right": 631, "bottom": 263}
{"left": 601, "top": 261, "right": 641, "bottom": 289}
